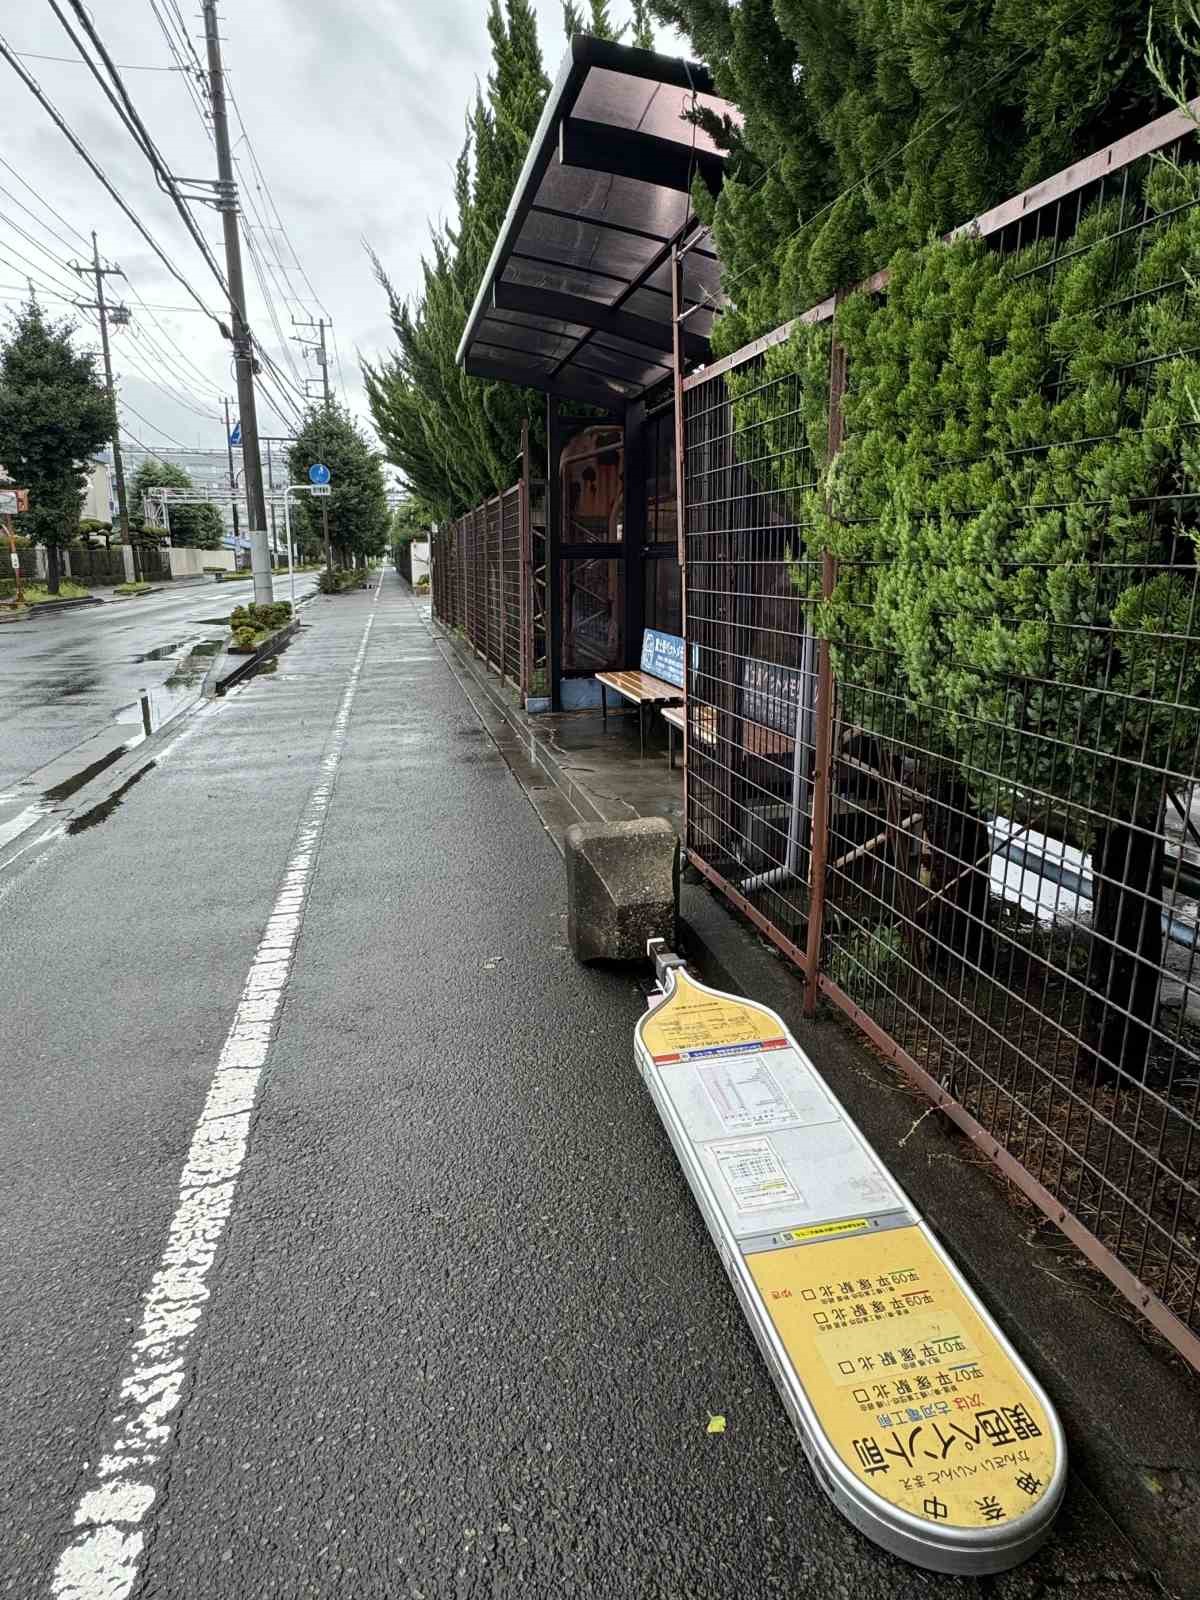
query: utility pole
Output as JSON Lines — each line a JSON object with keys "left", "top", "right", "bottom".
{"left": 72, "top": 234, "right": 136, "bottom": 581}
{"left": 203, "top": 0, "right": 272, "bottom": 604}
{"left": 222, "top": 396, "right": 241, "bottom": 566}
{"left": 293, "top": 315, "right": 333, "bottom": 569}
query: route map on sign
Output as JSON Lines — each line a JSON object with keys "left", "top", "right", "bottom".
{"left": 697, "top": 1055, "right": 799, "bottom": 1132}
{"left": 747, "top": 1227, "right": 1057, "bottom": 1530}
{"left": 640, "top": 975, "right": 786, "bottom": 1060}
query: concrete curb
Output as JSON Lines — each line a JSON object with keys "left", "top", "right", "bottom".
{"left": 112, "top": 586, "right": 164, "bottom": 600}
{"left": 208, "top": 616, "right": 300, "bottom": 697}
{"left": 18, "top": 595, "right": 104, "bottom": 615}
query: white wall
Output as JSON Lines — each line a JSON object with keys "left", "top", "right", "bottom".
{"left": 168, "top": 547, "right": 235, "bottom": 578}
{"left": 82, "top": 461, "right": 112, "bottom": 524}
{"left": 411, "top": 539, "right": 430, "bottom": 585}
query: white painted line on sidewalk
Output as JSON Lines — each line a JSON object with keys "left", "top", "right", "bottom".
{"left": 50, "top": 590, "right": 381, "bottom": 1600}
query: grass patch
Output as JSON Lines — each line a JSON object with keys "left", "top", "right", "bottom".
{"left": 20, "top": 581, "right": 93, "bottom": 605}
{"left": 114, "top": 581, "right": 154, "bottom": 596}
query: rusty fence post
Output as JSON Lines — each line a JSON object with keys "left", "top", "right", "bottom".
{"left": 802, "top": 331, "right": 847, "bottom": 1017}
{"left": 519, "top": 421, "right": 532, "bottom": 698}
{"left": 672, "top": 243, "right": 691, "bottom": 845}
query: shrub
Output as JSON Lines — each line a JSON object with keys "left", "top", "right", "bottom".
{"left": 231, "top": 627, "right": 259, "bottom": 651}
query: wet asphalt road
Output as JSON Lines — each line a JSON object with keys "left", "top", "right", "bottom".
{"left": 0, "top": 573, "right": 1157, "bottom": 1599}
{"left": 0, "top": 576, "right": 317, "bottom": 797}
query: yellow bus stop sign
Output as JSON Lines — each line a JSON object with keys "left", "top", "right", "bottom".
{"left": 636, "top": 967, "right": 1064, "bottom": 1573}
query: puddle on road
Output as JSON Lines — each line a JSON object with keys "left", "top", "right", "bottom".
{"left": 133, "top": 640, "right": 188, "bottom": 662}
{"left": 115, "top": 639, "right": 223, "bottom": 732}
{"left": 42, "top": 744, "right": 130, "bottom": 803}
{"left": 67, "top": 762, "right": 156, "bottom": 835}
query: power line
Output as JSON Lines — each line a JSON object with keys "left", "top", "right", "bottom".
{"left": 119, "top": 395, "right": 200, "bottom": 449}
{"left": 118, "top": 329, "right": 224, "bottom": 420}
{"left": 229, "top": 82, "right": 331, "bottom": 321}
{"left": 0, "top": 153, "right": 89, "bottom": 250}
{"left": 111, "top": 427, "right": 173, "bottom": 469}
{"left": 0, "top": 33, "right": 228, "bottom": 326}
{"left": 50, "top": 2, "right": 232, "bottom": 301}
{"left": 10, "top": 48, "right": 184, "bottom": 70}
{"left": 0, "top": 242, "right": 81, "bottom": 302}
{"left": 147, "top": 0, "right": 211, "bottom": 137}
{"left": 122, "top": 282, "right": 226, "bottom": 397}
{"left": 0, "top": 178, "right": 88, "bottom": 262}
{"left": 0, "top": 227, "right": 80, "bottom": 299}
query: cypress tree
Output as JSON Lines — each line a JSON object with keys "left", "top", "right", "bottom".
{"left": 365, "top": 0, "right": 550, "bottom": 520}
{"left": 651, "top": 0, "right": 1185, "bottom": 354}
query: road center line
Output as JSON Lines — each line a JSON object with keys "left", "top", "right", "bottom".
{"left": 50, "top": 592, "right": 379, "bottom": 1600}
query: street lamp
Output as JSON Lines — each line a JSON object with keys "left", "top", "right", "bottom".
{"left": 282, "top": 484, "right": 323, "bottom": 607}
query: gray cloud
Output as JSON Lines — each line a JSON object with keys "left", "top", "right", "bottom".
{"left": 3, "top": 1, "right": 685, "bottom": 467}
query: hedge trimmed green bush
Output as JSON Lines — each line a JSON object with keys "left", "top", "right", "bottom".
{"left": 738, "top": 158, "right": 1200, "bottom": 1076}
{"left": 317, "top": 566, "right": 363, "bottom": 594}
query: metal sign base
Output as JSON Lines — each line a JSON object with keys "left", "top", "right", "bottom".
{"left": 634, "top": 958, "right": 1065, "bottom": 1576}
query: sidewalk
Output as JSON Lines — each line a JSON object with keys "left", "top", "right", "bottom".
{"left": 430, "top": 594, "right": 1200, "bottom": 1598}
{"left": 0, "top": 571, "right": 1177, "bottom": 1599}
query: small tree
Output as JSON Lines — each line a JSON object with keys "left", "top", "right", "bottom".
{"left": 0, "top": 300, "right": 111, "bottom": 593}
{"left": 128, "top": 458, "right": 224, "bottom": 549}
{"left": 287, "top": 404, "right": 390, "bottom": 569}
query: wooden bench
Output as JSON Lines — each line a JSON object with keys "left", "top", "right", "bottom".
{"left": 596, "top": 629, "right": 684, "bottom": 759}
{"left": 661, "top": 702, "right": 797, "bottom": 769}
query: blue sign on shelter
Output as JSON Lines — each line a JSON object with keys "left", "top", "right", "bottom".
{"left": 640, "top": 628, "right": 686, "bottom": 689}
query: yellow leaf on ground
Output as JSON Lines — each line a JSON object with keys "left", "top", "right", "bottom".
{"left": 706, "top": 1415, "right": 726, "bottom": 1434}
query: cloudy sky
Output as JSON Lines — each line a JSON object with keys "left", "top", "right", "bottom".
{"left": 1, "top": 2, "right": 685, "bottom": 466}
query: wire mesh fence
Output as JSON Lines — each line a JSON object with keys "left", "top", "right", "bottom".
{"left": 680, "top": 105, "right": 1200, "bottom": 1365}
{"left": 429, "top": 478, "right": 545, "bottom": 697}
{"left": 683, "top": 346, "right": 826, "bottom": 961}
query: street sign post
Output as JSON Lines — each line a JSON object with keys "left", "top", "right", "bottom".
{"left": 310, "top": 484, "right": 331, "bottom": 497}
{"left": 634, "top": 950, "right": 1065, "bottom": 1575}
{"left": 2, "top": 489, "right": 30, "bottom": 608}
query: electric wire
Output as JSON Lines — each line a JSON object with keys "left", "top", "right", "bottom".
{"left": 118, "top": 394, "right": 197, "bottom": 448}
{"left": 0, "top": 34, "right": 227, "bottom": 326}
{"left": 52, "top": 2, "right": 232, "bottom": 302}
{"left": 10, "top": 49, "right": 183, "bottom": 70}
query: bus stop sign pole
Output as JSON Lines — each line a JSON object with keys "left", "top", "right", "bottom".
{"left": 634, "top": 946, "right": 1065, "bottom": 1576}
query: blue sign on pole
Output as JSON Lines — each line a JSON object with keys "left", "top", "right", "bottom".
{"left": 308, "top": 462, "right": 331, "bottom": 486}
{"left": 229, "top": 421, "right": 242, "bottom": 446}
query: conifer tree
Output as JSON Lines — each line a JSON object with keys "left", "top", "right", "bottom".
{"left": 651, "top": 0, "right": 1184, "bottom": 354}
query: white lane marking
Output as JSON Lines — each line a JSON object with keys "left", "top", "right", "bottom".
{"left": 51, "top": 595, "right": 380, "bottom": 1600}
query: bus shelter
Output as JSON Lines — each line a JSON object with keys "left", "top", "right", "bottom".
{"left": 456, "top": 34, "right": 734, "bottom": 710}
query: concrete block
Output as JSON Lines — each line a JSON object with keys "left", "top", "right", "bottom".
{"left": 565, "top": 817, "right": 679, "bottom": 963}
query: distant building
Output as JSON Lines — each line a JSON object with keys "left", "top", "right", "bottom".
{"left": 82, "top": 460, "right": 113, "bottom": 524}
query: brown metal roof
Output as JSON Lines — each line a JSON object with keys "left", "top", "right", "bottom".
{"left": 457, "top": 36, "right": 733, "bottom": 408}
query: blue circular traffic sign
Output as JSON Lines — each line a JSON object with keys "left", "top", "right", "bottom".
{"left": 308, "top": 462, "right": 331, "bottom": 485}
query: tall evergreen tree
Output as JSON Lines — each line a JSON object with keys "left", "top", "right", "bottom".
{"left": 0, "top": 300, "right": 111, "bottom": 593}
{"left": 287, "top": 405, "right": 390, "bottom": 567}
{"left": 128, "top": 458, "right": 223, "bottom": 549}
{"left": 364, "top": 0, "right": 550, "bottom": 519}
{"left": 651, "top": 0, "right": 1185, "bottom": 355}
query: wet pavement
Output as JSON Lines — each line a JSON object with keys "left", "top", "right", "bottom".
{"left": 0, "top": 572, "right": 1166, "bottom": 1600}
{"left": 0, "top": 576, "right": 317, "bottom": 847}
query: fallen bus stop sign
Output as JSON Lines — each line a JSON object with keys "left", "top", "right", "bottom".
{"left": 634, "top": 956, "right": 1065, "bottom": 1575}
